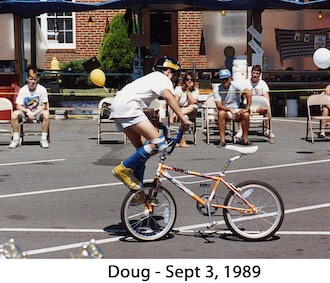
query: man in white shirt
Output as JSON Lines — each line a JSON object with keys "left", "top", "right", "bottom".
{"left": 244, "top": 64, "right": 274, "bottom": 139}
{"left": 9, "top": 67, "right": 50, "bottom": 149}
{"left": 213, "top": 69, "right": 252, "bottom": 147}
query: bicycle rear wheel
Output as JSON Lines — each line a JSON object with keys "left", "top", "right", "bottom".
{"left": 121, "top": 183, "right": 177, "bottom": 241}
{"left": 223, "top": 180, "right": 284, "bottom": 241}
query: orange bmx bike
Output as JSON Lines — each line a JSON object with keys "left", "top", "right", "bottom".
{"left": 121, "top": 124, "right": 284, "bottom": 241}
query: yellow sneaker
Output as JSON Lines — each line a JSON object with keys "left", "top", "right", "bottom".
{"left": 112, "top": 163, "right": 143, "bottom": 190}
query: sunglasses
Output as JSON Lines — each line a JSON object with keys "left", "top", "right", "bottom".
{"left": 185, "top": 78, "right": 195, "bottom": 82}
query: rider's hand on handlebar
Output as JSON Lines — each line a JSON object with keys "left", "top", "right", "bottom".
{"left": 181, "top": 118, "right": 192, "bottom": 131}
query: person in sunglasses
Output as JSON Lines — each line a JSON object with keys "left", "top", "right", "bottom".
{"left": 170, "top": 71, "right": 199, "bottom": 147}
{"left": 213, "top": 69, "right": 252, "bottom": 147}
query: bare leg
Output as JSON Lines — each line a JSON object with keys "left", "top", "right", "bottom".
{"left": 320, "top": 106, "right": 329, "bottom": 137}
{"left": 217, "top": 110, "right": 228, "bottom": 144}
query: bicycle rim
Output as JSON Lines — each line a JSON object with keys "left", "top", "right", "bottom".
{"left": 121, "top": 183, "right": 177, "bottom": 241}
{"left": 223, "top": 180, "right": 284, "bottom": 241}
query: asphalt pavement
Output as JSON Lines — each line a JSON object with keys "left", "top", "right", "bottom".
{"left": 0, "top": 116, "right": 329, "bottom": 260}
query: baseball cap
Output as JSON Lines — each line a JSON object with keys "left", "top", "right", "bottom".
{"left": 219, "top": 69, "right": 231, "bottom": 79}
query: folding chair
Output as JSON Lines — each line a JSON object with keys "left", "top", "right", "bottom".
{"left": 97, "top": 97, "right": 127, "bottom": 145}
{"left": 306, "top": 94, "right": 330, "bottom": 143}
{"left": 0, "top": 98, "right": 13, "bottom": 142}
{"left": 249, "top": 96, "right": 274, "bottom": 143}
{"left": 19, "top": 102, "right": 50, "bottom": 145}
{"left": 166, "top": 102, "right": 197, "bottom": 145}
{"left": 205, "top": 95, "right": 235, "bottom": 144}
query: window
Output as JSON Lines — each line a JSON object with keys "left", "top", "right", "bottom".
{"left": 150, "top": 12, "right": 172, "bottom": 45}
{"left": 38, "top": 9, "right": 76, "bottom": 49}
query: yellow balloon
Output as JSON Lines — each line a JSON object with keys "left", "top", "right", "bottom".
{"left": 90, "top": 69, "right": 106, "bottom": 87}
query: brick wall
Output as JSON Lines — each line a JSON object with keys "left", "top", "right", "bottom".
{"left": 178, "top": 11, "right": 207, "bottom": 69}
{"left": 45, "top": 7, "right": 208, "bottom": 70}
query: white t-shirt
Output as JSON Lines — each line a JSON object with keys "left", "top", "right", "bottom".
{"left": 110, "top": 71, "right": 175, "bottom": 118}
{"left": 174, "top": 86, "right": 199, "bottom": 107}
{"left": 244, "top": 78, "right": 269, "bottom": 96}
{"left": 213, "top": 80, "right": 246, "bottom": 109}
{"left": 15, "top": 84, "right": 48, "bottom": 111}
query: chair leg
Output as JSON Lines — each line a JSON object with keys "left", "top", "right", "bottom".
{"left": 230, "top": 120, "right": 236, "bottom": 143}
{"left": 310, "top": 121, "right": 314, "bottom": 143}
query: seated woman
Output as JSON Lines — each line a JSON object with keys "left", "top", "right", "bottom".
{"left": 320, "top": 84, "right": 330, "bottom": 138}
{"left": 170, "top": 70, "right": 199, "bottom": 147}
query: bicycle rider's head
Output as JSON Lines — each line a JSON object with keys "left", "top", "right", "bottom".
{"left": 153, "top": 56, "right": 181, "bottom": 85}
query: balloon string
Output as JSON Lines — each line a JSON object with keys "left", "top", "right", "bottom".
{"left": 103, "top": 86, "right": 109, "bottom": 93}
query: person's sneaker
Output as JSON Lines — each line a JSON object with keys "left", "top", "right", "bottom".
{"left": 40, "top": 139, "right": 50, "bottom": 148}
{"left": 235, "top": 130, "right": 243, "bottom": 139}
{"left": 112, "top": 163, "right": 143, "bottom": 190}
{"left": 8, "top": 140, "right": 19, "bottom": 149}
{"left": 265, "top": 130, "right": 275, "bottom": 139}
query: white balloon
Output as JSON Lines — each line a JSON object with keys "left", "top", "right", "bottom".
{"left": 313, "top": 48, "right": 330, "bottom": 69}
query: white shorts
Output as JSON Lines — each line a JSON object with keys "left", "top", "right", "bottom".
{"left": 114, "top": 115, "right": 148, "bottom": 132}
{"left": 226, "top": 108, "right": 242, "bottom": 120}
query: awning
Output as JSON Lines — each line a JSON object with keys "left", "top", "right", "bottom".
{"left": 1, "top": 0, "right": 330, "bottom": 18}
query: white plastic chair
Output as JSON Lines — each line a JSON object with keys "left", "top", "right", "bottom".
{"left": 97, "top": 97, "right": 127, "bottom": 145}
{"left": 19, "top": 102, "right": 50, "bottom": 145}
{"left": 249, "top": 96, "right": 273, "bottom": 143}
{"left": 306, "top": 94, "right": 330, "bottom": 143}
{"left": 205, "top": 95, "right": 235, "bottom": 144}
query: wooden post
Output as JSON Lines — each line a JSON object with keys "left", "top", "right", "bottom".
{"left": 247, "top": 9, "right": 263, "bottom": 66}
{"left": 14, "top": 15, "right": 23, "bottom": 86}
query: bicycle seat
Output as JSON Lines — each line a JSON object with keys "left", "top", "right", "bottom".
{"left": 225, "top": 144, "right": 258, "bottom": 155}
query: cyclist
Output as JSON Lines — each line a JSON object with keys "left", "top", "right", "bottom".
{"left": 110, "top": 56, "right": 192, "bottom": 190}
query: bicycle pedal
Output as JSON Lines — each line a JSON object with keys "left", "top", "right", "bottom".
{"left": 206, "top": 221, "right": 217, "bottom": 229}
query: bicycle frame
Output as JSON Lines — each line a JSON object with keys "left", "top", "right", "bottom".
{"left": 153, "top": 152, "right": 256, "bottom": 226}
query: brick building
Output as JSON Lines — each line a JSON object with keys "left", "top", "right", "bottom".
{"left": 44, "top": 8, "right": 208, "bottom": 71}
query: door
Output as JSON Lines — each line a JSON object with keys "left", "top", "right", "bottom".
{"left": 144, "top": 11, "right": 178, "bottom": 60}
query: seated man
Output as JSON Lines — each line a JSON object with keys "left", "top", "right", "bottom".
{"left": 319, "top": 83, "right": 330, "bottom": 138}
{"left": 9, "top": 67, "right": 50, "bottom": 149}
{"left": 214, "top": 69, "right": 252, "bottom": 147}
{"left": 243, "top": 64, "right": 274, "bottom": 139}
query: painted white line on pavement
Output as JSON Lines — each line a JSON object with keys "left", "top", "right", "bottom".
{"left": 0, "top": 228, "right": 105, "bottom": 233}
{"left": 176, "top": 202, "right": 330, "bottom": 232}
{"left": 0, "top": 159, "right": 66, "bottom": 167}
{"left": 1, "top": 158, "right": 329, "bottom": 199}
{"left": 25, "top": 236, "right": 123, "bottom": 256}
{"left": 4, "top": 201, "right": 329, "bottom": 256}
{"left": 0, "top": 182, "right": 121, "bottom": 199}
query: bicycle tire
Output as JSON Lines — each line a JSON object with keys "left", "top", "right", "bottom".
{"left": 121, "top": 183, "right": 177, "bottom": 241}
{"left": 223, "top": 180, "right": 284, "bottom": 241}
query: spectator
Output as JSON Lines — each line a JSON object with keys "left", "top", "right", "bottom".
{"left": 9, "top": 67, "right": 50, "bottom": 149}
{"left": 213, "top": 69, "right": 252, "bottom": 147}
{"left": 170, "top": 70, "right": 199, "bottom": 147}
{"left": 241, "top": 64, "right": 274, "bottom": 139}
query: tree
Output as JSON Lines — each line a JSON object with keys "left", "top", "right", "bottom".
{"left": 98, "top": 13, "right": 136, "bottom": 71}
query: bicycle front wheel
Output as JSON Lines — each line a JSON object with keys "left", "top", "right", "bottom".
{"left": 121, "top": 183, "right": 177, "bottom": 241}
{"left": 223, "top": 180, "right": 284, "bottom": 241}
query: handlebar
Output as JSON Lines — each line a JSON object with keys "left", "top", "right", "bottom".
{"left": 158, "top": 123, "right": 185, "bottom": 155}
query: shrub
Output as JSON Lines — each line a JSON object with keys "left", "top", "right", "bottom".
{"left": 98, "top": 13, "right": 136, "bottom": 71}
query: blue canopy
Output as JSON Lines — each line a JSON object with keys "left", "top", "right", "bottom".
{"left": 0, "top": 0, "right": 330, "bottom": 18}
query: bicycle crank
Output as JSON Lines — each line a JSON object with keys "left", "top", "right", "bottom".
{"left": 196, "top": 194, "right": 218, "bottom": 216}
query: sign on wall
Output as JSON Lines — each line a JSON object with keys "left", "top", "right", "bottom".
{"left": 275, "top": 28, "right": 330, "bottom": 64}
